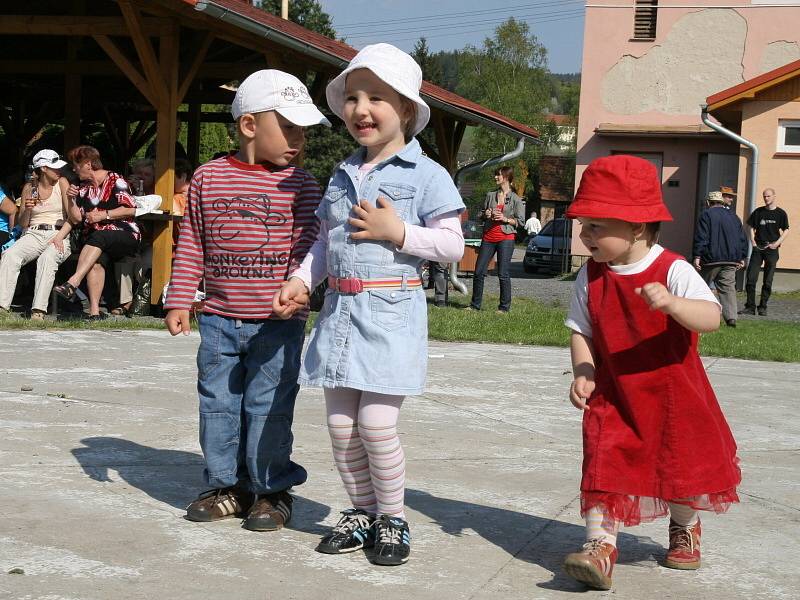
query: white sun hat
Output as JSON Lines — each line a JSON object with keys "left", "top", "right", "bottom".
{"left": 326, "top": 43, "right": 431, "bottom": 137}
{"left": 231, "top": 69, "right": 331, "bottom": 127}
{"left": 31, "top": 149, "right": 67, "bottom": 170}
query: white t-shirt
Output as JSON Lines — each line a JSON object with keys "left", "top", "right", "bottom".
{"left": 565, "top": 244, "right": 720, "bottom": 338}
{"left": 525, "top": 216, "right": 541, "bottom": 235}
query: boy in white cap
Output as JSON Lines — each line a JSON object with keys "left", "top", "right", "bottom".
{"left": 273, "top": 43, "right": 466, "bottom": 565}
{"left": 164, "top": 70, "right": 330, "bottom": 531}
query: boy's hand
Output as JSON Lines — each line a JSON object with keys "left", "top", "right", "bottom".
{"left": 165, "top": 309, "right": 191, "bottom": 336}
{"left": 635, "top": 282, "right": 676, "bottom": 314}
{"left": 569, "top": 376, "right": 594, "bottom": 411}
{"left": 272, "top": 278, "right": 310, "bottom": 319}
{"left": 349, "top": 197, "right": 405, "bottom": 246}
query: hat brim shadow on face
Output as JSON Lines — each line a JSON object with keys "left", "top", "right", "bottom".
{"left": 276, "top": 106, "right": 331, "bottom": 128}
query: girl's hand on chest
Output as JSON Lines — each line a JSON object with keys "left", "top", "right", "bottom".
{"left": 348, "top": 196, "right": 406, "bottom": 247}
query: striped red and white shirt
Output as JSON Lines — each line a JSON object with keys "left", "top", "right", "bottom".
{"left": 165, "top": 155, "right": 321, "bottom": 319}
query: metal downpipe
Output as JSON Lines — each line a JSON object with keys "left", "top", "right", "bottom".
{"left": 701, "top": 105, "right": 759, "bottom": 259}
{"left": 449, "top": 138, "right": 530, "bottom": 294}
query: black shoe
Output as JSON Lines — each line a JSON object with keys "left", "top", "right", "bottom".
{"left": 433, "top": 301, "right": 447, "bottom": 308}
{"left": 738, "top": 307, "right": 756, "bottom": 315}
{"left": 84, "top": 312, "right": 109, "bottom": 322}
{"left": 725, "top": 319, "right": 736, "bottom": 327}
{"left": 316, "top": 509, "right": 375, "bottom": 554}
{"left": 372, "top": 515, "right": 411, "bottom": 566}
{"left": 243, "top": 490, "right": 293, "bottom": 531}
{"left": 757, "top": 307, "right": 767, "bottom": 316}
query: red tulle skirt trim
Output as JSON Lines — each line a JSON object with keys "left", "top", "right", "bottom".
{"left": 580, "top": 489, "right": 740, "bottom": 527}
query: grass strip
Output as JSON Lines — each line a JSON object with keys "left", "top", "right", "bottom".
{"left": 2, "top": 294, "right": 799, "bottom": 362}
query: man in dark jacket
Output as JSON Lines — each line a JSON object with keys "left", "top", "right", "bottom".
{"left": 692, "top": 189, "right": 748, "bottom": 327}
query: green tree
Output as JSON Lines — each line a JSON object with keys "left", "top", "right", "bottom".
{"left": 456, "top": 18, "right": 556, "bottom": 211}
{"left": 256, "top": 0, "right": 336, "bottom": 38}
{"left": 411, "top": 37, "right": 443, "bottom": 86}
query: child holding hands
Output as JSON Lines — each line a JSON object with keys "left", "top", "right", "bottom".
{"left": 563, "top": 155, "right": 740, "bottom": 590}
{"left": 165, "top": 70, "right": 330, "bottom": 532}
{"left": 274, "top": 44, "right": 465, "bottom": 566}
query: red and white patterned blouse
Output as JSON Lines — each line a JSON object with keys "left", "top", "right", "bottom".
{"left": 76, "top": 171, "right": 140, "bottom": 241}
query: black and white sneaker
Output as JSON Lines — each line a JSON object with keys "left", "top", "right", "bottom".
{"left": 316, "top": 509, "right": 375, "bottom": 554}
{"left": 372, "top": 515, "right": 411, "bottom": 566}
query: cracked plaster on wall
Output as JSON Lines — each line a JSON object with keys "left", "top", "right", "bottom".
{"left": 760, "top": 40, "right": 800, "bottom": 73}
{"left": 602, "top": 9, "right": 747, "bottom": 115}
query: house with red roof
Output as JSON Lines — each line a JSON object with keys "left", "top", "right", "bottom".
{"left": 706, "top": 58, "right": 800, "bottom": 269}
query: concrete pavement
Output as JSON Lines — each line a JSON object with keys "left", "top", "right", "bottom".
{"left": 0, "top": 330, "right": 798, "bottom": 599}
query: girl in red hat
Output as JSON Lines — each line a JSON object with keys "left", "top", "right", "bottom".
{"left": 561, "top": 155, "right": 740, "bottom": 590}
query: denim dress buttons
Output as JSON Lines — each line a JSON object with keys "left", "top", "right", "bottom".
{"left": 299, "top": 139, "right": 465, "bottom": 395}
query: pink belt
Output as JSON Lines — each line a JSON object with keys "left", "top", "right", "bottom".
{"left": 327, "top": 275, "right": 423, "bottom": 294}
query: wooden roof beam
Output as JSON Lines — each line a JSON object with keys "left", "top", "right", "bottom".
{"left": 0, "top": 15, "right": 172, "bottom": 36}
{"left": 178, "top": 32, "right": 215, "bottom": 103}
{"left": 118, "top": 0, "right": 167, "bottom": 106}
{"left": 92, "top": 35, "right": 159, "bottom": 108}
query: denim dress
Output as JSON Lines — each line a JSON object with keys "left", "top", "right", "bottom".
{"left": 299, "top": 139, "right": 465, "bottom": 395}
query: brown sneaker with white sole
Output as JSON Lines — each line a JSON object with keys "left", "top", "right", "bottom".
{"left": 185, "top": 487, "right": 254, "bottom": 522}
{"left": 243, "top": 490, "right": 293, "bottom": 531}
{"left": 563, "top": 538, "right": 618, "bottom": 590}
{"left": 664, "top": 519, "right": 702, "bottom": 570}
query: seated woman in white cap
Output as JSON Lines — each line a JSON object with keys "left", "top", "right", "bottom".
{"left": 0, "top": 149, "right": 74, "bottom": 320}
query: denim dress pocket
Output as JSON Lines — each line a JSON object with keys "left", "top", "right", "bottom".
{"left": 369, "top": 289, "right": 412, "bottom": 331}
{"left": 325, "top": 187, "right": 350, "bottom": 224}
{"left": 377, "top": 182, "right": 416, "bottom": 220}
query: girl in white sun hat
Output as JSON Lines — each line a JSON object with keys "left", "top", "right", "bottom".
{"left": 273, "top": 43, "right": 466, "bottom": 566}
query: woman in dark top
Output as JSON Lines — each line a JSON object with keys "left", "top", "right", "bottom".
{"left": 468, "top": 166, "right": 525, "bottom": 313}
{"left": 54, "top": 145, "right": 140, "bottom": 320}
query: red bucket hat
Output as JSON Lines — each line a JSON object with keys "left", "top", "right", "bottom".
{"left": 566, "top": 155, "right": 672, "bottom": 223}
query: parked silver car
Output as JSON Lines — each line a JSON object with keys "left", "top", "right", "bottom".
{"left": 523, "top": 218, "right": 572, "bottom": 274}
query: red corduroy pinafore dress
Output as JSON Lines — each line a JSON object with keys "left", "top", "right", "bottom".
{"left": 581, "top": 249, "right": 740, "bottom": 526}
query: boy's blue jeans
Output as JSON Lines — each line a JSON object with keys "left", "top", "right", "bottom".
{"left": 196, "top": 313, "right": 308, "bottom": 494}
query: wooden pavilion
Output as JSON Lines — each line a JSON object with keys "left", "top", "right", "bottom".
{"left": 0, "top": 0, "right": 540, "bottom": 303}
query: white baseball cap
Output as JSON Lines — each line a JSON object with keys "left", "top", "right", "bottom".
{"left": 326, "top": 43, "right": 431, "bottom": 137}
{"left": 231, "top": 69, "right": 331, "bottom": 127}
{"left": 32, "top": 149, "right": 67, "bottom": 169}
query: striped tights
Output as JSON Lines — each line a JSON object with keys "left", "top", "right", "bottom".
{"left": 585, "top": 502, "right": 699, "bottom": 546}
{"left": 324, "top": 388, "right": 406, "bottom": 518}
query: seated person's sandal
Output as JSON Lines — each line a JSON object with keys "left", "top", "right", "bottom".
{"left": 53, "top": 282, "right": 77, "bottom": 301}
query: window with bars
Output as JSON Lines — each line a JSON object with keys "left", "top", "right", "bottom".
{"left": 633, "top": 0, "right": 658, "bottom": 39}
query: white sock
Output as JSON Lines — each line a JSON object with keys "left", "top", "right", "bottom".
{"left": 585, "top": 506, "right": 620, "bottom": 547}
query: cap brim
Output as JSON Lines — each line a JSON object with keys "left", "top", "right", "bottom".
{"left": 36, "top": 159, "right": 66, "bottom": 169}
{"left": 276, "top": 105, "right": 331, "bottom": 127}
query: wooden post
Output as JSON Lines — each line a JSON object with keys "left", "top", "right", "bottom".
{"left": 151, "top": 23, "right": 180, "bottom": 304}
{"left": 187, "top": 101, "right": 201, "bottom": 167}
{"left": 64, "top": 38, "right": 82, "bottom": 150}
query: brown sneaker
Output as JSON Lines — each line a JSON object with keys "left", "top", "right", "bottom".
{"left": 185, "top": 487, "right": 254, "bottom": 522}
{"left": 243, "top": 490, "right": 293, "bottom": 531}
{"left": 665, "top": 519, "right": 701, "bottom": 570}
{"left": 563, "top": 538, "right": 618, "bottom": 590}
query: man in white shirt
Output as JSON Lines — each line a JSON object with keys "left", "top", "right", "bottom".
{"left": 524, "top": 211, "right": 542, "bottom": 237}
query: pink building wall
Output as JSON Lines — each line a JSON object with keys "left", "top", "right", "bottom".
{"left": 575, "top": 0, "right": 800, "bottom": 258}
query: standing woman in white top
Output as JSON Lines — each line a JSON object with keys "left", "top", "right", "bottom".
{"left": 0, "top": 150, "right": 73, "bottom": 320}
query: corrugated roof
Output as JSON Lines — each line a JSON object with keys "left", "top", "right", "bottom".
{"left": 182, "top": 0, "right": 539, "bottom": 141}
{"left": 706, "top": 58, "right": 800, "bottom": 112}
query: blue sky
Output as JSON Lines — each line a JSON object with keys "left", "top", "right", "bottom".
{"left": 316, "top": 0, "right": 585, "bottom": 74}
